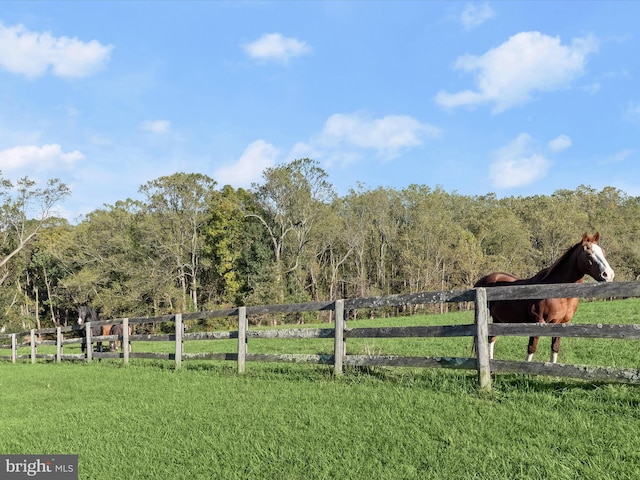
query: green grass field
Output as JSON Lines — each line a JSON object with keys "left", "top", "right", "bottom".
{"left": 1, "top": 299, "right": 640, "bottom": 479}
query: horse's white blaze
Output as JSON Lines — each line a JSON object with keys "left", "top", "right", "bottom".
{"left": 591, "top": 244, "right": 615, "bottom": 281}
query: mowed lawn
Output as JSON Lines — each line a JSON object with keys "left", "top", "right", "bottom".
{"left": 1, "top": 298, "right": 640, "bottom": 479}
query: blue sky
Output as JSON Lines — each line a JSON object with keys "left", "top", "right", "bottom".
{"left": 1, "top": 1, "right": 639, "bottom": 222}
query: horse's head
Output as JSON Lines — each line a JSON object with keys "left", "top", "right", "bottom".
{"left": 578, "top": 232, "right": 614, "bottom": 282}
{"left": 77, "top": 305, "right": 98, "bottom": 325}
{"left": 77, "top": 306, "right": 86, "bottom": 325}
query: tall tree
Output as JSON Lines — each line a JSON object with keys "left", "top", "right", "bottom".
{"left": 139, "top": 173, "right": 217, "bottom": 312}
{"left": 204, "top": 185, "right": 271, "bottom": 307}
{"left": 250, "top": 158, "right": 335, "bottom": 305}
{"left": 340, "top": 185, "right": 378, "bottom": 298}
{"left": 56, "top": 200, "right": 155, "bottom": 318}
{"left": 0, "top": 177, "right": 70, "bottom": 282}
{"left": 312, "top": 197, "right": 356, "bottom": 302}
{"left": 0, "top": 176, "right": 69, "bottom": 329}
{"left": 27, "top": 218, "right": 73, "bottom": 327}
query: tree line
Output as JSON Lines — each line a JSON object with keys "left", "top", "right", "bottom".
{"left": 1, "top": 158, "right": 639, "bottom": 330}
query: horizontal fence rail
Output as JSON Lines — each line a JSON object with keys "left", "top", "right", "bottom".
{"left": 2, "top": 282, "right": 640, "bottom": 390}
{"left": 489, "top": 323, "right": 640, "bottom": 339}
{"left": 481, "top": 280, "right": 640, "bottom": 300}
{"left": 346, "top": 325, "right": 476, "bottom": 338}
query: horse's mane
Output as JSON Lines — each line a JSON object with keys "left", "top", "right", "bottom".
{"left": 530, "top": 241, "right": 581, "bottom": 282}
{"left": 79, "top": 305, "right": 99, "bottom": 322}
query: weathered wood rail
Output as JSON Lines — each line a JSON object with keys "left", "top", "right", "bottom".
{"left": 2, "top": 281, "right": 640, "bottom": 390}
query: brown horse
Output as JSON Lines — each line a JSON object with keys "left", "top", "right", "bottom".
{"left": 475, "top": 232, "right": 614, "bottom": 363}
{"left": 109, "top": 323, "right": 133, "bottom": 353}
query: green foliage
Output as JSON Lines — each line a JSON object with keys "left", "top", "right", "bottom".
{"left": 139, "top": 173, "right": 218, "bottom": 312}
{"left": 203, "top": 185, "right": 273, "bottom": 307}
{"left": 248, "top": 158, "right": 337, "bottom": 307}
{"left": 0, "top": 176, "right": 71, "bottom": 327}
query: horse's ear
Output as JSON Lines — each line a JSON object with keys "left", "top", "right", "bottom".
{"left": 582, "top": 232, "right": 589, "bottom": 242}
{"left": 594, "top": 231, "right": 600, "bottom": 242}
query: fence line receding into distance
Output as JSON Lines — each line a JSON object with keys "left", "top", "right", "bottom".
{"left": 2, "top": 282, "right": 640, "bottom": 390}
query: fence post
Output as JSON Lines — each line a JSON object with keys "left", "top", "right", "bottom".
{"left": 11, "top": 333, "right": 16, "bottom": 363}
{"left": 175, "top": 314, "right": 182, "bottom": 370}
{"left": 56, "top": 327, "right": 62, "bottom": 363}
{"left": 238, "top": 307, "right": 247, "bottom": 374}
{"left": 333, "top": 299, "right": 345, "bottom": 376}
{"left": 30, "top": 328, "right": 36, "bottom": 364}
{"left": 123, "top": 318, "right": 130, "bottom": 364}
{"left": 474, "top": 287, "right": 491, "bottom": 391}
{"left": 86, "top": 323, "right": 93, "bottom": 363}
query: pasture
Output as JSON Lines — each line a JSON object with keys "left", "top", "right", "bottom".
{"left": 2, "top": 299, "right": 640, "bottom": 479}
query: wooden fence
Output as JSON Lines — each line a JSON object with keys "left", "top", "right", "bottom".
{"left": 2, "top": 281, "right": 640, "bottom": 390}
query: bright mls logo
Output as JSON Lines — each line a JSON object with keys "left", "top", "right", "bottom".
{"left": 1, "top": 455, "right": 78, "bottom": 479}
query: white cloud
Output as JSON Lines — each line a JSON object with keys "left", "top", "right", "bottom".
{"left": 307, "top": 112, "right": 441, "bottom": 165}
{"left": 214, "top": 140, "right": 280, "bottom": 187}
{"left": 0, "top": 22, "right": 112, "bottom": 79}
{"left": 628, "top": 102, "right": 640, "bottom": 117}
{"left": 141, "top": 120, "right": 171, "bottom": 133}
{"left": 603, "top": 149, "right": 632, "bottom": 164}
{"left": 435, "top": 31, "right": 598, "bottom": 113}
{"left": 243, "top": 33, "right": 311, "bottom": 65}
{"left": 460, "top": 2, "right": 495, "bottom": 29}
{"left": 548, "top": 134, "right": 572, "bottom": 152}
{"left": 0, "top": 144, "right": 85, "bottom": 172}
{"left": 490, "top": 133, "right": 551, "bottom": 188}
{"left": 200, "top": 112, "right": 440, "bottom": 189}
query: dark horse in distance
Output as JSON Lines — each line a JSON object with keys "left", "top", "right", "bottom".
{"left": 475, "top": 232, "right": 614, "bottom": 363}
{"left": 77, "top": 305, "right": 110, "bottom": 354}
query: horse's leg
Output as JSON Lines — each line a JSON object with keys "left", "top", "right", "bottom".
{"left": 526, "top": 336, "right": 540, "bottom": 362}
{"left": 488, "top": 336, "right": 496, "bottom": 359}
{"left": 550, "top": 337, "right": 561, "bottom": 363}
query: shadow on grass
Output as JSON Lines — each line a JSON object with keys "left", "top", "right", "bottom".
{"left": 49, "top": 356, "right": 640, "bottom": 401}
{"left": 491, "top": 372, "right": 640, "bottom": 400}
